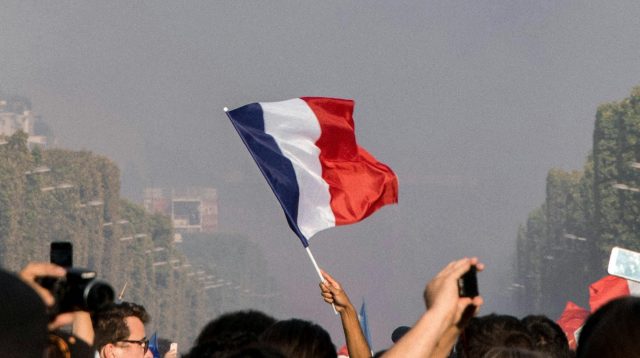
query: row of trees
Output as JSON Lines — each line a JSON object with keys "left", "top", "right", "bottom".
{"left": 514, "top": 87, "right": 640, "bottom": 317}
{"left": 0, "top": 132, "right": 208, "bottom": 348}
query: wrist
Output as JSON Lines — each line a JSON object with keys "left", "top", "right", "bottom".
{"left": 424, "top": 306, "right": 457, "bottom": 334}
{"left": 340, "top": 302, "right": 357, "bottom": 317}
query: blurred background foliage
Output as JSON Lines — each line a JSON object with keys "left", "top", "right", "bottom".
{"left": 0, "top": 132, "right": 277, "bottom": 348}
{"left": 515, "top": 87, "right": 640, "bottom": 317}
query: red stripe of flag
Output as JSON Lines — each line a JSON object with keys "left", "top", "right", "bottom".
{"left": 302, "top": 97, "right": 399, "bottom": 225}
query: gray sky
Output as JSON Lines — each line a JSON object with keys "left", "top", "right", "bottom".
{"left": 3, "top": 0, "right": 640, "bottom": 350}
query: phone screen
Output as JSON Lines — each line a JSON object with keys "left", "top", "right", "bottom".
{"left": 50, "top": 241, "right": 73, "bottom": 268}
{"left": 608, "top": 246, "right": 640, "bottom": 282}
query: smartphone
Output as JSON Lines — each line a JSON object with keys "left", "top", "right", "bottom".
{"left": 608, "top": 246, "right": 640, "bottom": 283}
{"left": 50, "top": 241, "right": 73, "bottom": 268}
{"left": 458, "top": 265, "right": 479, "bottom": 298}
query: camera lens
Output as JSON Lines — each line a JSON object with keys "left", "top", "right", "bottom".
{"left": 84, "top": 280, "right": 115, "bottom": 312}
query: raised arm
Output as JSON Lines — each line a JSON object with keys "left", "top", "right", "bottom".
{"left": 382, "top": 257, "right": 484, "bottom": 358}
{"left": 320, "top": 270, "right": 372, "bottom": 358}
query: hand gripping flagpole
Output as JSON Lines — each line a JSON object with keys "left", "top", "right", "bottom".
{"left": 306, "top": 246, "right": 338, "bottom": 315}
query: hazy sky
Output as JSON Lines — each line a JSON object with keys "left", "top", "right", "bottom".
{"left": 3, "top": 0, "right": 640, "bottom": 350}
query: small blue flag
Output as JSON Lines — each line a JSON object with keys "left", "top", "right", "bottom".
{"left": 358, "top": 299, "right": 372, "bottom": 349}
{"left": 148, "top": 332, "right": 160, "bottom": 358}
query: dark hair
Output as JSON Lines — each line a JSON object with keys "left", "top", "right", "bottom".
{"left": 0, "top": 269, "right": 48, "bottom": 358}
{"left": 483, "top": 347, "right": 545, "bottom": 358}
{"left": 260, "top": 318, "right": 337, "bottom": 358}
{"left": 576, "top": 296, "right": 640, "bottom": 358}
{"left": 196, "top": 310, "right": 276, "bottom": 346}
{"left": 92, "top": 301, "right": 150, "bottom": 350}
{"left": 186, "top": 332, "right": 261, "bottom": 358}
{"left": 186, "top": 310, "right": 277, "bottom": 357}
{"left": 521, "top": 315, "right": 571, "bottom": 358}
{"left": 457, "top": 314, "right": 535, "bottom": 358}
{"left": 227, "top": 345, "right": 287, "bottom": 358}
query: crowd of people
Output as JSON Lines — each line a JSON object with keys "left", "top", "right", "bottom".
{"left": 1, "top": 257, "right": 638, "bottom": 357}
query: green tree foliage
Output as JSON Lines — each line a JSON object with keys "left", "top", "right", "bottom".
{"left": 515, "top": 87, "right": 640, "bottom": 317}
{"left": 0, "top": 132, "right": 207, "bottom": 349}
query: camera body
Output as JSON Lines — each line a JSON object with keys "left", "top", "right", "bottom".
{"left": 36, "top": 267, "right": 115, "bottom": 315}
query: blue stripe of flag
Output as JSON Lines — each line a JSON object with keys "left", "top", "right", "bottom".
{"left": 226, "top": 103, "right": 309, "bottom": 246}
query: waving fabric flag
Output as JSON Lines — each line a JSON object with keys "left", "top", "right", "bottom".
{"left": 589, "top": 275, "right": 640, "bottom": 312}
{"left": 148, "top": 332, "right": 160, "bottom": 358}
{"left": 556, "top": 301, "right": 589, "bottom": 350}
{"left": 359, "top": 299, "right": 372, "bottom": 349}
{"left": 226, "top": 97, "right": 398, "bottom": 247}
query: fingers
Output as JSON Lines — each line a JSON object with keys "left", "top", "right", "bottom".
{"left": 320, "top": 270, "right": 341, "bottom": 289}
{"left": 48, "top": 312, "right": 75, "bottom": 330}
{"left": 444, "top": 257, "right": 484, "bottom": 281}
{"left": 20, "top": 262, "right": 65, "bottom": 280}
{"left": 31, "top": 284, "right": 56, "bottom": 307}
{"left": 319, "top": 280, "right": 335, "bottom": 305}
{"left": 19, "top": 262, "right": 65, "bottom": 307}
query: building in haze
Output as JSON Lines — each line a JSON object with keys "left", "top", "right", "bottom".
{"left": 0, "top": 96, "right": 49, "bottom": 147}
{"left": 143, "top": 187, "right": 218, "bottom": 234}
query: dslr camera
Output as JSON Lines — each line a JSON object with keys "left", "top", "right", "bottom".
{"left": 36, "top": 241, "right": 114, "bottom": 316}
{"left": 36, "top": 268, "right": 115, "bottom": 315}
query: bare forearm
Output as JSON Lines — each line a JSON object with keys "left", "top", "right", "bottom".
{"left": 340, "top": 303, "right": 372, "bottom": 358}
{"left": 431, "top": 326, "right": 459, "bottom": 358}
{"left": 72, "top": 312, "right": 94, "bottom": 345}
{"left": 382, "top": 310, "right": 449, "bottom": 358}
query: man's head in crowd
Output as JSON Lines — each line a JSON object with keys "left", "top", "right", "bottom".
{"left": 521, "top": 315, "right": 571, "bottom": 358}
{"left": 0, "top": 269, "right": 48, "bottom": 358}
{"left": 576, "top": 296, "right": 640, "bottom": 358}
{"left": 260, "top": 318, "right": 337, "bottom": 358}
{"left": 92, "top": 301, "right": 152, "bottom": 358}
{"left": 457, "top": 314, "right": 535, "bottom": 358}
{"left": 483, "top": 346, "right": 545, "bottom": 358}
{"left": 186, "top": 310, "right": 276, "bottom": 358}
{"left": 195, "top": 309, "right": 276, "bottom": 346}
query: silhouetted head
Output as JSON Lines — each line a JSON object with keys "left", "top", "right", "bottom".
{"left": 0, "top": 269, "right": 48, "bottom": 358}
{"left": 187, "top": 310, "right": 277, "bottom": 357}
{"left": 483, "top": 346, "right": 546, "bottom": 358}
{"left": 521, "top": 315, "right": 571, "bottom": 358}
{"left": 196, "top": 310, "right": 276, "bottom": 346}
{"left": 457, "top": 314, "right": 535, "bottom": 358}
{"left": 260, "top": 318, "right": 337, "bottom": 358}
{"left": 576, "top": 296, "right": 640, "bottom": 358}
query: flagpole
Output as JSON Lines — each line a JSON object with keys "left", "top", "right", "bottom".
{"left": 306, "top": 246, "right": 338, "bottom": 315}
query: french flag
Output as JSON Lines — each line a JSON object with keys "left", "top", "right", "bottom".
{"left": 226, "top": 97, "right": 398, "bottom": 247}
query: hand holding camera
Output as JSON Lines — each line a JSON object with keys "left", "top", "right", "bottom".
{"left": 424, "top": 257, "right": 483, "bottom": 329}
{"left": 22, "top": 242, "right": 115, "bottom": 323}
{"left": 19, "top": 262, "right": 66, "bottom": 308}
